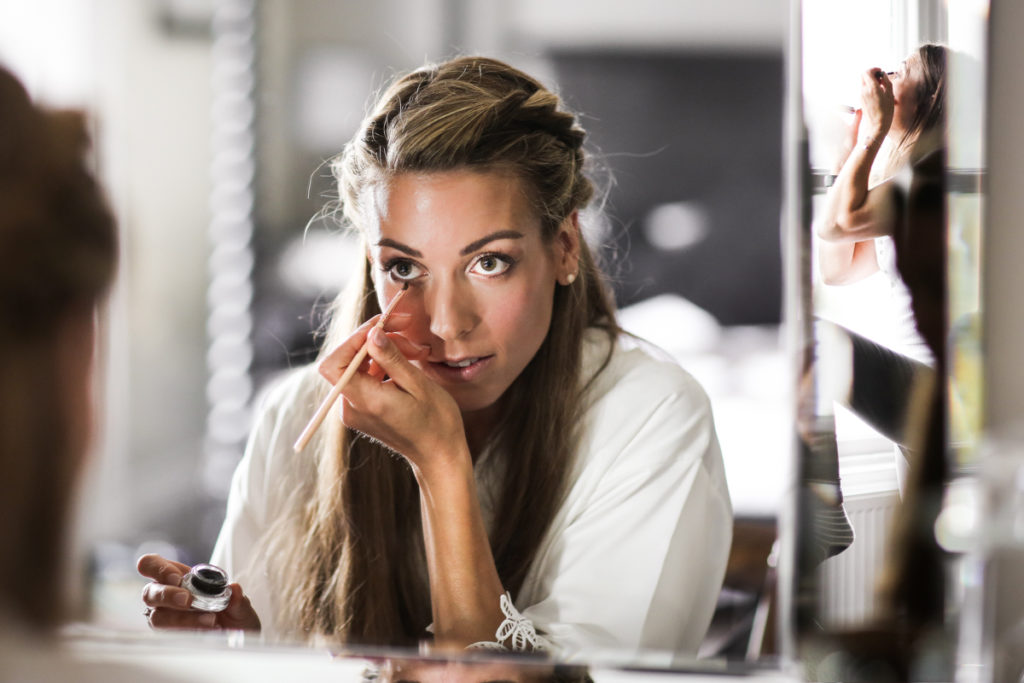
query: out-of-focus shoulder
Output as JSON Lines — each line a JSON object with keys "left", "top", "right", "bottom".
{"left": 239, "top": 364, "right": 324, "bottom": 518}
{"left": 252, "top": 364, "right": 323, "bottom": 425}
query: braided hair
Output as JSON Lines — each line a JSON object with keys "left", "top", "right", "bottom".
{"left": 338, "top": 57, "right": 592, "bottom": 238}
{"left": 267, "top": 56, "right": 618, "bottom": 647}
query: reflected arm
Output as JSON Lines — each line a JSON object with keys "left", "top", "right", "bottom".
{"left": 818, "top": 137, "right": 900, "bottom": 244}
{"left": 818, "top": 239, "right": 880, "bottom": 285}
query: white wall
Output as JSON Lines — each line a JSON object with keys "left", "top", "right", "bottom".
{"left": 81, "top": 1, "right": 214, "bottom": 547}
{"left": 510, "top": 0, "right": 786, "bottom": 51}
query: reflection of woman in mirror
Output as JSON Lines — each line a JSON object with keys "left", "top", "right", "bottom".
{"left": 813, "top": 45, "right": 947, "bottom": 485}
{"left": 798, "top": 46, "right": 948, "bottom": 573}
{"left": 817, "top": 44, "right": 946, "bottom": 364}
{"left": 140, "top": 56, "right": 732, "bottom": 658}
{"left": 812, "top": 45, "right": 953, "bottom": 656}
{"left": 0, "top": 66, "right": 119, "bottom": 675}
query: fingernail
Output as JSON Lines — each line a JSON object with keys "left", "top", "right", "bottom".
{"left": 167, "top": 573, "right": 182, "bottom": 587}
{"left": 174, "top": 591, "right": 190, "bottom": 608}
{"left": 199, "top": 613, "right": 217, "bottom": 627}
{"left": 371, "top": 326, "right": 389, "bottom": 347}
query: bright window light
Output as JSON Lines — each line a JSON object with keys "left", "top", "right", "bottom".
{"left": 0, "top": 0, "right": 97, "bottom": 106}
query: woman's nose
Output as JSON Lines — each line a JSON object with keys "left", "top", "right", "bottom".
{"left": 426, "top": 279, "right": 478, "bottom": 341}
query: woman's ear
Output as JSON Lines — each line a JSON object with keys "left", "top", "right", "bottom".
{"left": 556, "top": 211, "right": 582, "bottom": 286}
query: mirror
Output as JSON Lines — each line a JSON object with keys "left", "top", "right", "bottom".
{"left": 204, "top": 0, "right": 789, "bottom": 667}
{"left": 77, "top": 0, "right": 788, "bottom": 671}
{"left": 0, "top": 0, "right": 873, "bottom": 675}
{"left": 793, "top": 0, "right": 986, "bottom": 677}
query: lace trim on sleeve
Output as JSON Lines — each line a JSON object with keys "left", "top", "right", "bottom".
{"left": 466, "top": 592, "right": 551, "bottom": 652}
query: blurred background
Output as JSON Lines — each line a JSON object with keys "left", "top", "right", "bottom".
{"left": 0, "top": 0, "right": 788, "bottom": 634}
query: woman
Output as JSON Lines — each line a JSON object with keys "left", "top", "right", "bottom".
{"left": 0, "top": 65, "right": 125, "bottom": 678}
{"left": 140, "top": 56, "right": 732, "bottom": 659}
{"left": 816, "top": 43, "right": 946, "bottom": 364}
{"left": 814, "top": 45, "right": 952, "bottom": 652}
{"left": 0, "top": 67, "right": 118, "bottom": 630}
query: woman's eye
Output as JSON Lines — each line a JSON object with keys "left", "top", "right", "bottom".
{"left": 383, "top": 259, "right": 423, "bottom": 282}
{"left": 470, "top": 253, "right": 513, "bottom": 276}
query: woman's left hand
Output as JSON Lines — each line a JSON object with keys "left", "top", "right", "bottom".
{"left": 318, "top": 325, "right": 468, "bottom": 477}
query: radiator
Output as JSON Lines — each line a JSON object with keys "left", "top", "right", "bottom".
{"left": 817, "top": 488, "right": 902, "bottom": 627}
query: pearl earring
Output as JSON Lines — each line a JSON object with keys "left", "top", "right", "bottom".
{"left": 566, "top": 272, "right": 577, "bottom": 285}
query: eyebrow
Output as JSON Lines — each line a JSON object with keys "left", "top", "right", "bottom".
{"left": 376, "top": 238, "right": 423, "bottom": 257}
{"left": 376, "top": 230, "right": 525, "bottom": 258}
{"left": 459, "top": 230, "right": 524, "bottom": 255}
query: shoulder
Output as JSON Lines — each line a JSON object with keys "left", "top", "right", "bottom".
{"left": 242, "top": 364, "right": 324, "bottom": 497}
{"left": 582, "top": 328, "right": 713, "bottom": 421}
{"left": 554, "top": 329, "right": 729, "bottom": 530}
{"left": 577, "top": 329, "right": 719, "bottom": 471}
{"left": 254, "top": 363, "right": 323, "bottom": 423}
{"left": 246, "top": 363, "right": 326, "bottom": 457}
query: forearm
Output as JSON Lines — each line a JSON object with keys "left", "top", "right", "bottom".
{"left": 415, "top": 453, "right": 506, "bottom": 648}
{"left": 819, "top": 137, "right": 884, "bottom": 242}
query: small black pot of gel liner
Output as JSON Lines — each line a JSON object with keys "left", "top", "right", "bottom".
{"left": 181, "top": 563, "right": 232, "bottom": 612}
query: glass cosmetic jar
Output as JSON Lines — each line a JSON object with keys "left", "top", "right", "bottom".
{"left": 181, "top": 563, "right": 232, "bottom": 612}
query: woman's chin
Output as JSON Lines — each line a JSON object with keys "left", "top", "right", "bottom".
{"left": 451, "top": 390, "right": 505, "bottom": 423}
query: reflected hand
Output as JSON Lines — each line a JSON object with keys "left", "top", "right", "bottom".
{"left": 859, "top": 67, "right": 894, "bottom": 143}
{"left": 318, "top": 323, "right": 466, "bottom": 478}
{"left": 137, "top": 554, "right": 261, "bottom": 631}
{"left": 834, "top": 108, "right": 864, "bottom": 173}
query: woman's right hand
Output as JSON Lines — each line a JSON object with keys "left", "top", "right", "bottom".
{"left": 137, "top": 554, "right": 261, "bottom": 631}
{"left": 318, "top": 314, "right": 464, "bottom": 480}
{"left": 859, "top": 67, "right": 894, "bottom": 142}
{"left": 833, "top": 107, "right": 863, "bottom": 174}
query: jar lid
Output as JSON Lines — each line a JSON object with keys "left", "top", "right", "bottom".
{"left": 188, "top": 563, "right": 228, "bottom": 595}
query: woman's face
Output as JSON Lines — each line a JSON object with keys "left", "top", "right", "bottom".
{"left": 890, "top": 53, "right": 924, "bottom": 136}
{"left": 365, "top": 169, "right": 578, "bottom": 417}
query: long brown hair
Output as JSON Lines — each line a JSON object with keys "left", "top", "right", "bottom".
{"left": 886, "top": 43, "right": 947, "bottom": 172}
{"left": 0, "top": 66, "right": 117, "bottom": 630}
{"left": 267, "top": 56, "right": 619, "bottom": 646}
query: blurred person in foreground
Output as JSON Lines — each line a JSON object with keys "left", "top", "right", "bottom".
{"left": 0, "top": 65, "right": 183, "bottom": 681}
{"left": 0, "top": 64, "right": 116, "bottom": 633}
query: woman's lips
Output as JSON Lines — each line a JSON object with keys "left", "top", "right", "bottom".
{"left": 425, "top": 355, "right": 494, "bottom": 382}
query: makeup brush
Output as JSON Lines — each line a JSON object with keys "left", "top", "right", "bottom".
{"left": 292, "top": 283, "right": 410, "bottom": 453}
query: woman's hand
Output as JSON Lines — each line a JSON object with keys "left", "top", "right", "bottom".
{"left": 833, "top": 108, "right": 863, "bottom": 174}
{"left": 137, "top": 554, "right": 261, "bottom": 631}
{"left": 318, "top": 320, "right": 468, "bottom": 478}
{"left": 859, "top": 67, "right": 894, "bottom": 144}
{"left": 321, "top": 318, "right": 504, "bottom": 647}
{"left": 816, "top": 66, "right": 900, "bottom": 250}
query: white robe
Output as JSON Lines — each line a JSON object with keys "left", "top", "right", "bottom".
{"left": 211, "top": 329, "right": 732, "bottom": 662}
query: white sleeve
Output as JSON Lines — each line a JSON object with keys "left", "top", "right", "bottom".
{"left": 209, "top": 368, "right": 317, "bottom": 637}
{"left": 518, "top": 363, "right": 733, "bottom": 660}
